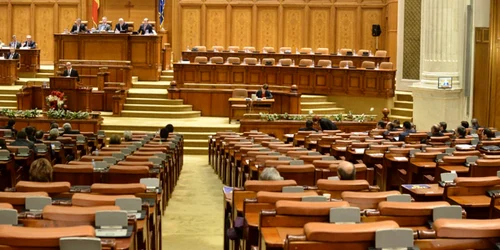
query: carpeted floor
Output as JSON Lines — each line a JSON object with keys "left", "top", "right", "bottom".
{"left": 162, "top": 155, "right": 223, "bottom": 250}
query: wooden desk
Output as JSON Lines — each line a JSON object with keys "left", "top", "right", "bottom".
{"left": 0, "top": 48, "right": 40, "bottom": 73}
{"left": 0, "top": 59, "right": 18, "bottom": 85}
{"left": 228, "top": 98, "right": 274, "bottom": 123}
{"left": 54, "top": 34, "right": 162, "bottom": 81}
{"left": 181, "top": 51, "right": 390, "bottom": 68}
{"left": 401, "top": 184, "right": 444, "bottom": 201}
{"left": 173, "top": 63, "right": 396, "bottom": 97}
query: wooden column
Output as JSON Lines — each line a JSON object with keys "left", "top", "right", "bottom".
{"left": 489, "top": 0, "right": 500, "bottom": 127}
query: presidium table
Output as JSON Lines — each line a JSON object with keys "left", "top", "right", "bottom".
{"left": 54, "top": 33, "right": 162, "bottom": 81}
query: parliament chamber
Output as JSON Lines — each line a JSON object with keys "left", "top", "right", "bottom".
{"left": 2, "top": 0, "right": 500, "bottom": 249}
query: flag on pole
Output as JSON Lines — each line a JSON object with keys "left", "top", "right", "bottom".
{"left": 158, "top": 0, "right": 165, "bottom": 29}
{"left": 92, "top": 0, "right": 100, "bottom": 28}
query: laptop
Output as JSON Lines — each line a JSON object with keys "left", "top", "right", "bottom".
{"left": 51, "top": 141, "right": 62, "bottom": 150}
{"left": 386, "top": 194, "right": 412, "bottom": 202}
{"left": 25, "top": 196, "right": 51, "bottom": 213}
{"left": 115, "top": 198, "right": 146, "bottom": 220}
{"left": 94, "top": 211, "right": 132, "bottom": 238}
{"left": 0, "top": 150, "right": 10, "bottom": 161}
{"left": 428, "top": 206, "right": 462, "bottom": 228}
{"left": 17, "top": 147, "right": 30, "bottom": 157}
{"left": 112, "top": 153, "right": 125, "bottom": 161}
{"left": 60, "top": 237, "right": 102, "bottom": 250}
{"left": 465, "top": 156, "right": 479, "bottom": 167}
{"left": 93, "top": 161, "right": 109, "bottom": 171}
{"left": 282, "top": 186, "right": 304, "bottom": 193}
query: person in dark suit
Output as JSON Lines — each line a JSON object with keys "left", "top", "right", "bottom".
{"left": 398, "top": 121, "right": 415, "bottom": 142}
{"left": 25, "top": 126, "right": 36, "bottom": 142}
{"left": 138, "top": 18, "right": 153, "bottom": 35}
{"left": 1, "top": 119, "right": 17, "bottom": 136}
{"left": 298, "top": 120, "right": 318, "bottom": 132}
{"left": 61, "top": 123, "right": 80, "bottom": 136}
{"left": 471, "top": 118, "right": 481, "bottom": 130}
{"left": 461, "top": 120, "right": 469, "bottom": 129}
{"left": 6, "top": 48, "right": 19, "bottom": 59}
{"left": 21, "top": 35, "right": 36, "bottom": 49}
{"left": 10, "top": 131, "right": 35, "bottom": 150}
{"left": 313, "top": 116, "right": 338, "bottom": 131}
{"left": 455, "top": 126, "right": 467, "bottom": 139}
{"left": 62, "top": 62, "right": 80, "bottom": 82}
{"left": 70, "top": 18, "right": 87, "bottom": 33}
{"left": 115, "top": 18, "right": 129, "bottom": 33}
{"left": 97, "top": 17, "right": 112, "bottom": 32}
{"left": 34, "top": 130, "right": 45, "bottom": 144}
{"left": 9, "top": 35, "right": 21, "bottom": 49}
{"left": 256, "top": 84, "right": 273, "bottom": 99}
{"left": 430, "top": 124, "right": 444, "bottom": 137}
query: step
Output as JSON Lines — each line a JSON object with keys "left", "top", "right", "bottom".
{"left": 159, "top": 75, "right": 173, "bottom": 81}
{"left": 184, "top": 139, "right": 208, "bottom": 147}
{"left": 184, "top": 147, "right": 208, "bottom": 155}
{"left": 39, "top": 68, "right": 54, "bottom": 74}
{"left": 388, "top": 115, "right": 412, "bottom": 123}
{"left": 391, "top": 107, "right": 413, "bottom": 117}
{"left": 121, "top": 110, "right": 201, "bottom": 119}
{"left": 127, "top": 89, "right": 168, "bottom": 99}
{"left": 394, "top": 101, "right": 413, "bottom": 109}
{"left": 125, "top": 98, "right": 183, "bottom": 105}
{"left": 123, "top": 103, "right": 194, "bottom": 112}
{"left": 161, "top": 70, "right": 174, "bottom": 76}
{"left": 0, "top": 106, "right": 17, "bottom": 110}
{"left": 0, "top": 100, "right": 17, "bottom": 106}
{"left": 300, "top": 102, "right": 337, "bottom": 109}
{"left": 301, "top": 107, "right": 345, "bottom": 115}
{"left": 132, "top": 76, "right": 139, "bottom": 82}
{"left": 0, "top": 89, "right": 20, "bottom": 95}
{"left": 300, "top": 95, "right": 328, "bottom": 103}
{"left": 0, "top": 94, "right": 17, "bottom": 101}
{"left": 36, "top": 72, "right": 54, "bottom": 78}
{"left": 395, "top": 91, "right": 413, "bottom": 102}
{"left": 132, "top": 82, "right": 170, "bottom": 89}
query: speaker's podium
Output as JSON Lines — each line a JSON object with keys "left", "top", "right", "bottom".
{"left": 46, "top": 76, "right": 91, "bottom": 112}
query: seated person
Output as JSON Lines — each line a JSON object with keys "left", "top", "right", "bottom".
{"left": 259, "top": 167, "right": 284, "bottom": 181}
{"left": 299, "top": 120, "right": 318, "bottom": 132}
{"left": 313, "top": 115, "right": 338, "bottom": 131}
{"left": 471, "top": 118, "right": 481, "bottom": 130}
{"left": 109, "top": 134, "right": 121, "bottom": 145}
{"left": 10, "top": 130, "right": 35, "bottom": 150}
{"left": 439, "top": 121, "right": 450, "bottom": 133}
{"left": 461, "top": 120, "right": 469, "bottom": 129}
{"left": 430, "top": 124, "right": 444, "bottom": 137}
{"left": 256, "top": 84, "right": 273, "bottom": 99}
{"left": 338, "top": 161, "right": 355, "bottom": 180}
{"left": 376, "top": 120, "right": 386, "bottom": 129}
{"left": 62, "top": 62, "right": 80, "bottom": 82}
{"left": 25, "top": 126, "right": 36, "bottom": 142}
{"left": 70, "top": 18, "right": 87, "bottom": 33}
{"left": 138, "top": 18, "right": 153, "bottom": 35}
{"left": 97, "top": 17, "right": 112, "bottom": 32}
{"left": 34, "top": 130, "right": 44, "bottom": 143}
{"left": 6, "top": 47, "right": 19, "bottom": 59}
{"left": 115, "top": 18, "right": 129, "bottom": 33}
{"left": 0, "top": 139, "right": 7, "bottom": 150}
{"left": 483, "top": 128, "right": 496, "bottom": 140}
{"left": 455, "top": 126, "right": 467, "bottom": 139}
{"left": 48, "top": 128, "right": 59, "bottom": 140}
{"left": 392, "top": 119, "right": 401, "bottom": 130}
{"left": 398, "top": 121, "right": 415, "bottom": 142}
{"left": 49, "top": 122, "right": 59, "bottom": 131}
{"left": 1, "top": 119, "right": 17, "bottom": 136}
{"left": 29, "top": 158, "right": 53, "bottom": 182}
{"left": 123, "top": 131, "right": 133, "bottom": 142}
{"left": 61, "top": 123, "right": 80, "bottom": 135}
{"left": 159, "top": 127, "right": 169, "bottom": 140}
{"left": 383, "top": 122, "right": 397, "bottom": 137}
{"left": 166, "top": 124, "right": 174, "bottom": 133}
{"left": 9, "top": 35, "right": 21, "bottom": 49}
{"left": 21, "top": 35, "right": 36, "bottom": 49}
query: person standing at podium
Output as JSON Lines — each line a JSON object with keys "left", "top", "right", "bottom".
{"left": 138, "top": 18, "right": 153, "bottom": 35}
{"left": 70, "top": 18, "right": 87, "bottom": 33}
{"left": 9, "top": 35, "right": 21, "bottom": 49}
{"left": 21, "top": 35, "right": 37, "bottom": 49}
{"left": 115, "top": 18, "right": 129, "bottom": 33}
{"left": 6, "top": 48, "right": 19, "bottom": 59}
{"left": 97, "top": 17, "right": 112, "bottom": 32}
{"left": 62, "top": 62, "right": 80, "bottom": 82}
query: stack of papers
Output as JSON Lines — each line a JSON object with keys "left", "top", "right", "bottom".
{"left": 393, "top": 156, "right": 408, "bottom": 161}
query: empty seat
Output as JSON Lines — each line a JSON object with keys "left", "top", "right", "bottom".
{"left": 72, "top": 193, "right": 136, "bottom": 207}
{"left": 0, "top": 225, "right": 95, "bottom": 247}
{"left": 232, "top": 89, "right": 248, "bottom": 98}
{"left": 243, "top": 46, "right": 256, "bottom": 52}
{"left": 339, "top": 60, "right": 354, "bottom": 68}
{"left": 279, "top": 47, "right": 292, "bottom": 53}
{"left": 262, "top": 58, "right": 275, "bottom": 66}
{"left": 276, "top": 164, "right": 316, "bottom": 186}
{"left": 90, "top": 183, "right": 147, "bottom": 194}
{"left": 15, "top": 181, "right": 71, "bottom": 194}
{"left": 316, "top": 48, "right": 329, "bottom": 55}
{"left": 244, "top": 57, "right": 257, "bottom": 65}
{"left": 193, "top": 45, "right": 206, "bottom": 52}
{"left": 279, "top": 58, "right": 292, "bottom": 66}
{"left": 0, "top": 203, "right": 13, "bottom": 209}
{"left": 341, "top": 191, "right": 401, "bottom": 210}
{"left": 380, "top": 62, "right": 393, "bottom": 70}
{"left": 42, "top": 205, "right": 120, "bottom": 222}
{"left": 0, "top": 192, "right": 49, "bottom": 205}
{"left": 302, "top": 221, "right": 399, "bottom": 243}
{"left": 212, "top": 45, "right": 224, "bottom": 52}
{"left": 227, "top": 57, "right": 241, "bottom": 64}
{"left": 194, "top": 56, "right": 208, "bottom": 63}
{"left": 210, "top": 56, "right": 224, "bottom": 64}
{"left": 263, "top": 47, "right": 275, "bottom": 53}
{"left": 53, "top": 164, "right": 94, "bottom": 186}
{"left": 256, "top": 191, "right": 319, "bottom": 204}
{"left": 228, "top": 46, "right": 240, "bottom": 52}
{"left": 300, "top": 47, "right": 313, "bottom": 54}
{"left": 434, "top": 218, "right": 500, "bottom": 239}
{"left": 317, "top": 60, "right": 332, "bottom": 67}
{"left": 107, "top": 165, "right": 150, "bottom": 184}
{"left": 339, "top": 48, "right": 353, "bottom": 56}
{"left": 275, "top": 200, "right": 350, "bottom": 216}
{"left": 357, "top": 49, "right": 370, "bottom": 56}
{"left": 375, "top": 50, "right": 387, "bottom": 57}
{"left": 299, "top": 59, "right": 313, "bottom": 67}
{"left": 361, "top": 61, "right": 375, "bottom": 69}
{"left": 244, "top": 180, "right": 297, "bottom": 192}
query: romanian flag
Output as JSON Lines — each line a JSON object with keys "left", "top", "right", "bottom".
{"left": 158, "top": 0, "right": 165, "bottom": 29}
{"left": 92, "top": 0, "right": 100, "bottom": 28}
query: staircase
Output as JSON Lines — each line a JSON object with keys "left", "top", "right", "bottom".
{"left": 0, "top": 87, "right": 21, "bottom": 110}
{"left": 389, "top": 91, "right": 413, "bottom": 123}
{"left": 300, "top": 95, "right": 345, "bottom": 115}
{"left": 35, "top": 67, "right": 55, "bottom": 78}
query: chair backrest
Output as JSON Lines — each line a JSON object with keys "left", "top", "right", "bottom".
{"left": 279, "top": 47, "right": 291, "bottom": 53}
{"left": 380, "top": 62, "right": 393, "bottom": 70}
{"left": 210, "top": 56, "right": 224, "bottom": 64}
{"left": 316, "top": 48, "right": 329, "bottom": 55}
{"left": 193, "top": 45, "right": 206, "bottom": 52}
{"left": 339, "top": 48, "right": 352, "bottom": 56}
{"left": 243, "top": 46, "right": 256, "bottom": 52}
{"left": 300, "top": 47, "right": 313, "bottom": 54}
{"left": 279, "top": 58, "right": 292, "bottom": 66}
{"left": 212, "top": 45, "right": 224, "bottom": 51}
{"left": 299, "top": 59, "right": 313, "bottom": 67}
{"left": 276, "top": 164, "right": 316, "bottom": 186}
{"left": 263, "top": 46, "right": 275, "bottom": 53}
{"left": 262, "top": 58, "right": 275, "bottom": 66}
{"left": 375, "top": 50, "right": 387, "bottom": 57}
{"left": 232, "top": 89, "right": 248, "bottom": 98}
{"left": 244, "top": 57, "right": 257, "bottom": 65}
{"left": 361, "top": 61, "right": 375, "bottom": 69}
{"left": 194, "top": 56, "right": 207, "bottom": 63}
{"left": 339, "top": 60, "right": 353, "bottom": 68}
{"left": 228, "top": 46, "right": 239, "bottom": 52}
{"left": 357, "top": 49, "right": 370, "bottom": 56}
{"left": 317, "top": 60, "right": 332, "bottom": 67}
{"left": 227, "top": 57, "right": 240, "bottom": 64}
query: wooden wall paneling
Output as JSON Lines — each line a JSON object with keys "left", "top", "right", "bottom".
{"left": 473, "top": 28, "right": 490, "bottom": 125}
{"left": 361, "top": 8, "right": 382, "bottom": 52}
{"left": 335, "top": 7, "right": 357, "bottom": 51}
{"left": 12, "top": 4, "right": 31, "bottom": 43}
{"left": 230, "top": 7, "right": 252, "bottom": 48}
{"left": 0, "top": 4, "right": 8, "bottom": 46}
{"left": 58, "top": 4, "right": 78, "bottom": 33}
{"left": 489, "top": 0, "right": 500, "bottom": 127}
{"left": 256, "top": 7, "right": 279, "bottom": 50}
{"left": 181, "top": 7, "right": 201, "bottom": 50}
{"left": 282, "top": 7, "right": 305, "bottom": 51}
{"left": 309, "top": 7, "right": 331, "bottom": 51}
{"left": 385, "top": 0, "right": 398, "bottom": 65}
{"left": 35, "top": 4, "right": 54, "bottom": 63}
{"left": 205, "top": 7, "right": 227, "bottom": 49}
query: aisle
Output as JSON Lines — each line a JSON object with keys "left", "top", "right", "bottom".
{"left": 162, "top": 155, "right": 223, "bottom": 249}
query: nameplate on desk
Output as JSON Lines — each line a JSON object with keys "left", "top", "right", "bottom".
{"left": 284, "top": 51, "right": 291, "bottom": 54}
{"left": 198, "top": 62, "right": 207, "bottom": 64}
{"left": 180, "top": 60, "right": 190, "bottom": 64}
{"left": 253, "top": 51, "right": 260, "bottom": 53}
{"left": 298, "top": 64, "right": 307, "bottom": 67}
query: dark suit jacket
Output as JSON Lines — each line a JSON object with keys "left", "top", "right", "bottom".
{"left": 62, "top": 68, "right": 80, "bottom": 82}
{"left": 61, "top": 130, "right": 80, "bottom": 136}
{"left": 71, "top": 24, "right": 87, "bottom": 33}
{"left": 138, "top": 24, "right": 153, "bottom": 35}
{"left": 115, "top": 23, "right": 129, "bottom": 33}
{"left": 398, "top": 130, "right": 415, "bottom": 142}
{"left": 9, "top": 41, "right": 21, "bottom": 49}
{"left": 256, "top": 89, "right": 273, "bottom": 99}
{"left": 319, "top": 118, "right": 338, "bottom": 131}
{"left": 22, "top": 41, "right": 36, "bottom": 49}
{"left": 10, "top": 139, "right": 35, "bottom": 150}
{"left": 6, "top": 52, "right": 19, "bottom": 60}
